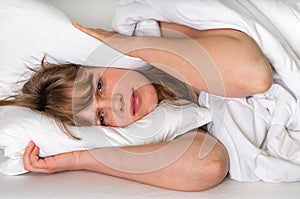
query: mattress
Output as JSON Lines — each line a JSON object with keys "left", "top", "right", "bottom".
{"left": 0, "top": 149, "right": 299, "bottom": 199}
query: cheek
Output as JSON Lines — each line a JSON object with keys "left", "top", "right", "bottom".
{"left": 145, "top": 87, "right": 158, "bottom": 111}
{"left": 137, "top": 85, "right": 158, "bottom": 117}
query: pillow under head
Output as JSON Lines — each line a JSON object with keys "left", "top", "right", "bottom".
{"left": 0, "top": 0, "right": 212, "bottom": 176}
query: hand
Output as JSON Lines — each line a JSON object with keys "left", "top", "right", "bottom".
{"left": 72, "top": 21, "right": 137, "bottom": 56}
{"left": 72, "top": 21, "right": 117, "bottom": 42}
{"left": 23, "top": 141, "right": 83, "bottom": 173}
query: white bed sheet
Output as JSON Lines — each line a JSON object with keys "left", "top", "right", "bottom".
{"left": 1, "top": 0, "right": 300, "bottom": 198}
{"left": 0, "top": 149, "right": 299, "bottom": 199}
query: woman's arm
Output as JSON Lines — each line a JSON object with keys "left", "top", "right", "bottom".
{"left": 23, "top": 130, "right": 229, "bottom": 191}
{"left": 73, "top": 22, "right": 272, "bottom": 97}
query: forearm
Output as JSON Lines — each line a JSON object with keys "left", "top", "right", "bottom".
{"left": 78, "top": 130, "right": 229, "bottom": 191}
{"left": 73, "top": 22, "right": 272, "bottom": 97}
{"left": 109, "top": 34, "right": 272, "bottom": 97}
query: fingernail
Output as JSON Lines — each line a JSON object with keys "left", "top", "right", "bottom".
{"left": 72, "top": 21, "right": 79, "bottom": 26}
{"left": 27, "top": 141, "right": 34, "bottom": 147}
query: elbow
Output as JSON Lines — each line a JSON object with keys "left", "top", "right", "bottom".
{"left": 239, "top": 37, "right": 273, "bottom": 95}
{"left": 203, "top": 154, "right": 229, "bottom": 190}
{"left": 178, "top": 140, "right": 229, "bottom": 192}
{"left": 193, "top": 142, "right": 229, "bottom": 191}
{"left": 180, "top": 161, "right": 229, "bottom": 192}
{"left": 253, "top": 76, "right": 272, "bottom": 94}
{"left": 249, "top": 57, "right": 273, "bottom": 94}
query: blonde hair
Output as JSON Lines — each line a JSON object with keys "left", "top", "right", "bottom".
{"left": 142, "top": 67, "right": 198, "bottom": 104}
{"left": 0, "top": 59, "right": 197, "bottom": 139}
{"left": 0, "top": 61, "right": 80, "bottom": 138}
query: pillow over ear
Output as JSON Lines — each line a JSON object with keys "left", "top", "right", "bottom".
{"left": 0, "top": 0, "right": 146, "bottom": 98}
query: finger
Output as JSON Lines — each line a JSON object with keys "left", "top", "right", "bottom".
{"left": 23, "top": 141, "right": 35, "bottom": 170}
{"left": 30, "top": 145, "right": 40, "bottom": 161}
{"left": 72, "top": 21, "right": 84, "bottom": 30}
{"left": 29, "top": 145, "right": 46, "bottom": 169}
{"left": 72, "top": 21, "right": 93, "bottom": 35}
{"left": 72, "top": 21, "right": 104, "bottom": 41}
{"left": 25, "top": 141, "right": 35, "bottom": 153}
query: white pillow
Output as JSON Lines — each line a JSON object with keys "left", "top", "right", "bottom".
{"left": 0, "top": 0, "right": 147, "bottom": 97}
{"left": 0, "top": 102, "right": 211, "bottom": 175}
{"left": 0, "top": 0, "right": 212, "bottom": 175}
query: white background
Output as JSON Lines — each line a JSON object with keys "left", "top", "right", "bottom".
{"left": 48, "top": 0, "right": 119, "bottom": 29}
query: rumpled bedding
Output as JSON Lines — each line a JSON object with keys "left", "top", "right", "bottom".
{"left": 112, "top": 0, "right": 300, "bottom": 182}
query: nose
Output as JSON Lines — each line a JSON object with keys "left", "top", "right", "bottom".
{"left": 96, "top": 93, "right": 124, "bottom": 112}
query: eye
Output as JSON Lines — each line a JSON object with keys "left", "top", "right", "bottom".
{"left": 97, "top": 79, "right": 103, "bottom": 94}
{"left": 98, "top": 110, "right": 106, "bottom": 126}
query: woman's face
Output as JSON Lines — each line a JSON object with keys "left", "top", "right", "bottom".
{"left": 74, "top": 67, "right": 158, "bottom": 127}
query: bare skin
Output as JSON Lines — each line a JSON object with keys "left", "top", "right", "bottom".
{"left": 73, "top": 21, "right": 272, "bottom": 97}
{"left": 23, "top": 130, "right": 229, "bottom": 191}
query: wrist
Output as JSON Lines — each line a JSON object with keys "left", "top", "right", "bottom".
{"left": 74, "top": 150, "right": 89, "bottom": 170}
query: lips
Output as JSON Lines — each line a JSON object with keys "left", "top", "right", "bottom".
{"left": 130, "top": 89, "right": 140, "bottom": 116}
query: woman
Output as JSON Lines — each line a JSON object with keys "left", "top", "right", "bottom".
{"left": 1, "top": 61, "right": 229, "bottom": 191}
{"left": 16, "top": 22, "right": 272, "bottom": 191}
